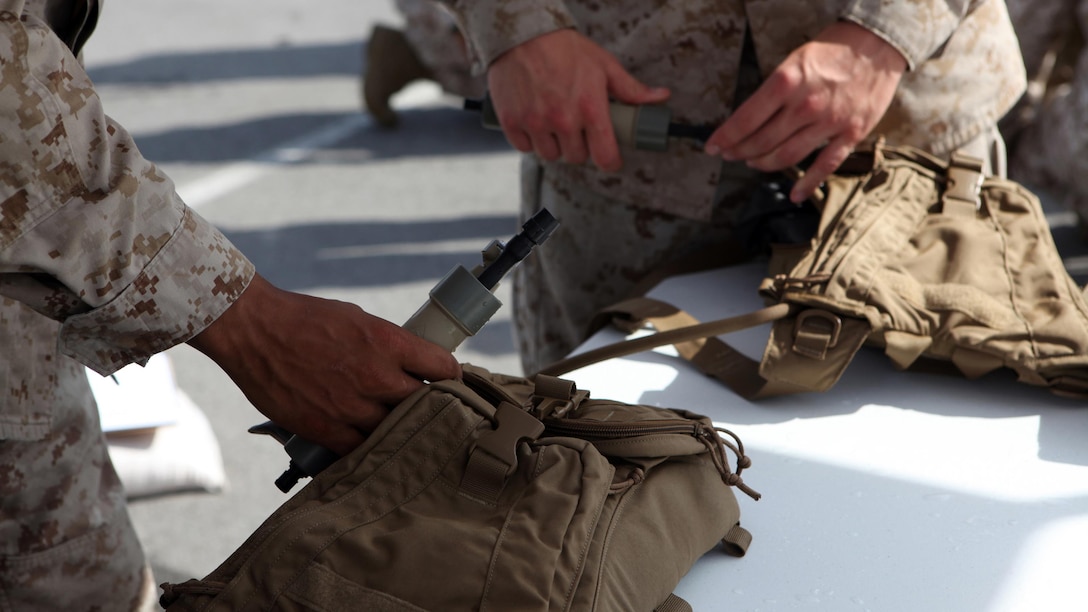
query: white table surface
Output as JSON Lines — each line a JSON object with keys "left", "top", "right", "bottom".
{"left": 561, "top": 263, "right": 1088, "bottom": 612}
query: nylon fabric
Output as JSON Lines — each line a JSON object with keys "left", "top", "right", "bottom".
{"left": 761, "top": 143, "right": 1088, "bottom": 397}
{"left": 560, "top": 143, "right": 1088, "bottom": 400}
{"left": 159, "top": 365, "right": 756, "bottom": 612}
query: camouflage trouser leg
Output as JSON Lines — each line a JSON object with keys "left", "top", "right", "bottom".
{"left": 394, "top": 0, "right": 484, "bottom": 99}
{"left": 1007, "top": 18, "right": 1088, "bottom": 224}
{"left": 1005, "top": 0, "right": 1088, "bottom": 222}
{"left": 511, "top": 156, "right": 761, "bottom": 375}
{"left": 1005, "top": 0, "right": 1074, "bottom": 83}
{"left": 0, "top": 301, "right": 149, "bottom": 612}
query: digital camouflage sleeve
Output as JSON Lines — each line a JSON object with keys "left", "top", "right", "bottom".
{"left": 1, "top": 2, "right": 253, "bottom": 608}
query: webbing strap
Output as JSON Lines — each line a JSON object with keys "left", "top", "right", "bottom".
{"left": 721, "top": 523, "right": 753, "bottom": 557}
{"left": 654, "top": 592, "right": 693, "bottom": 612}
{"left": 544, "top": 295, "right": 877, "bottom": 398}
{"left": 538, "top": 301, "right": 792, "bottom": 396}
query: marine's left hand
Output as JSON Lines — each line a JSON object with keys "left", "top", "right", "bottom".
{"left": 704, "top": 20, "right": 907, "bottom": 203}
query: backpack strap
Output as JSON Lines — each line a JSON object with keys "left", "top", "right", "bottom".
{"left": 540, "top": 295, "right": 873, "bottom": 399}
{"left": 539, "top": 298, "right": 790, "bottom": 393}
{"left": 540, "top": 298, "right": 816, "bottom": 398}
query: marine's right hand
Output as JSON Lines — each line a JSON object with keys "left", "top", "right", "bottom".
{"left": 187, "top": 273, "right": 461, "bottom": 456}
{"left": 486, "top": 29, "right": 670, "bottom": 172}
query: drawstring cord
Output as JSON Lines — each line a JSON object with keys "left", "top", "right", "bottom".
{"left": 698, "top": 425, "right": 761, "bottom": 501}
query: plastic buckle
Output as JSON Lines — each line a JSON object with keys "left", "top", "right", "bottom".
{"left": 472, "top": 402, "right": 544, "bottom": 476}
{"left": 792, "top": 309, "right": 842, "bottom": 359}
{"left": 943, "top": 152, "right": 984, "bottom": 214}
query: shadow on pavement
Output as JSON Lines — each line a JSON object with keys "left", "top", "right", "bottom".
{"left": 87, "top": 41, "right": 363, "bottom": 85}
{"left": 221, "top": 215, "right": 518, "bottom": 291}
{"left": 129, "top": 107, "right": 509, "bottom": 164}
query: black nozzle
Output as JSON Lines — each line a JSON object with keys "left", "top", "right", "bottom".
{"left": 520, "top": 208, "right": 559, "bottom": 245}
{"left": 275, "top": 462, "right": 309, "bottom": 493}
{"left": 475, "top": 209, "right": 559, "bottom": 290}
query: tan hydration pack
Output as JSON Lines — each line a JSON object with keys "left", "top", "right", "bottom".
{"left": 545, "top": 142, "right": 1088, "bottom": 400}
{"left": 160, "top": 365, "right": 758, "bottom": 612}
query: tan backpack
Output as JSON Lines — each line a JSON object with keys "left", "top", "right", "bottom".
{"left": 544, "top": 142, "right": 1088, "bottom": 400}
{"left": 159, "top": 365, "right": 758, "bottom": 612}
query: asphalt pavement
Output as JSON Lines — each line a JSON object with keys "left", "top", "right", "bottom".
{"left": 84, "top": 0, "right": 524, "bottom": 589}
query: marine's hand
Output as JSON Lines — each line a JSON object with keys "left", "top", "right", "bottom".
{"left": 704, "top": 20, "right": 907, "bottom": 202}
{"left": 486, "top": 28, "right": 670, "bottom": 171}
{"left": 187, "top": 273, "right": 461, "bottom": 456}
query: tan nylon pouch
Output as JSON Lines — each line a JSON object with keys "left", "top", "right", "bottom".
{"left": 160, "top": 365, "right": 756, "bottom": 612}
{"left": 550, "top": 142, "right": 1088, "bottom": 401}
{"left": 760, "top": 143, "right": 1088, "bottom": 398}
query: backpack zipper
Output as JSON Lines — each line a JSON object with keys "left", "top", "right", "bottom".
{"left": 542, "top": 417, "right": 704, "bottom": 440}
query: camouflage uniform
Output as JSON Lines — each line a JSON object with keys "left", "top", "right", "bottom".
{"left": 440, "top": 0, "right": 1027, "bottom": 373}
{"left": 395, "top": 0, "right": 483, "bottom": 99}
{"left": 0, "top": 1, "right": 254, "bottom": 609}
{"left": 1003, "top": 0, "right": 1088, "bottom": 227}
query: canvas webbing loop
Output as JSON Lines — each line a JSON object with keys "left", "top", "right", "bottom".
{"left": 530, "top": 374, "right": 589, "bottom": 419}
{"left": 721, "top": 523, "right": 753, "bottom": 557}
{"left": 654, "top": 592, "right": 694, "bottom": 612}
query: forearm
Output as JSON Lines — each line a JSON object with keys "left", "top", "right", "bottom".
{"left": 186, "top": 272, "right": 462, "bottom": 456}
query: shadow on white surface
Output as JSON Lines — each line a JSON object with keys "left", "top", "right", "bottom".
{"left": 566, "top": 264, "right": 1088, "bottom": 611}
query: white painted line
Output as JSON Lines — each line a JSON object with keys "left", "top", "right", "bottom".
{"left": 316, "top": 237, "right": 495, "bottom": 260}
{"left": 175, "top": 81, "right": 448, "bottom": 209}
{"left": 176, "top": 114, "right": 369, "bottom": 209}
